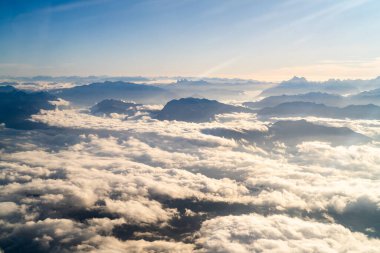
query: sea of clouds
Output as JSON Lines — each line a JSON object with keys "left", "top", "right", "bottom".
{"left": 1, "top": 105, "right": 380, "bottom": 252}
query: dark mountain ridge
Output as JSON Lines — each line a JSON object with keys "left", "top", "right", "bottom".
{"left": 156, "top": 97, "right": 253, "bottom": 122}
{"left": 90, "top": 99, "right": 141, "bottom": 116}
{"left": 202, "top": 120, "right": 370, "bottom": 147}
{"left": 258, "top": 76, "right": 380, "bottom": 97}
{"left": 257, "top": 102, "right": 380, "bottom": 120}
{"left": 244, "top": 92, "right": 346, "bottom": 108}
{"left": 51, "top": 81, "right": 174, "bottom": 105}
{"left": 0, "top": 87, "right": 57, "bottom": 129}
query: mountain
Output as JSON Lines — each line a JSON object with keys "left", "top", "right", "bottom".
{"left": 0, "top": 85, "right": 17, "bottom": 93}
{"left": 51, "top": 81, "right": 174, "bottom": 105}
{"left": 258, "top": 102, "right": 331, "bottom": 117}
{"left": 175, "top": 79, "right": 209, "bottom": 86}
{"left": 351, "top": 88, "right": 380, "bottom": 105}
{"left": 90, "top": 99, "right": 141, "bottom": 116}
{"left": 0, "top": 87, "right": 57, "bottom": 129}
{"left": 257, "top": 102, "right": 380, "bottom": 120}
{"left": 269, "top": 120, "right": 370, "bottom": 145}
{"left": 0, "top": 82, "right": 18, "bottom": 87}
{"left": 156, "top": 97, "right": 253, "bottom": 122}
{"left": 202, "top": 120, "right": 370, "bottom": 147}
{"left": 247, "top": 86, "right": 380, "bottom": 109}
{"left": 4, "top": 76, "right": 151, "bottom": 85}
{"left": 244, "top": 92, "right": 347, "bottom": 109}
{"left": 164, "top": 79, "right": 244, "bottom": 101}
{"left": 259, "top": 76, "right": 360, "bottom": 97}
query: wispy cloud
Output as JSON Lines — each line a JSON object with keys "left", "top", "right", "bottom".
{"left": 197, "top": 56, "right": 241, "bottom": 78}
{"left": 40, "top": 0, "right": 109, "bottom": 14}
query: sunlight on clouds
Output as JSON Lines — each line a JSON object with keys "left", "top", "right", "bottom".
{"left": 197, "top": 214, "right": 380, "bottom": 253}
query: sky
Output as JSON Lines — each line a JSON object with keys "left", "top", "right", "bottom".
{"left": 1, "top": 0, "right": 380, "bottom": 81}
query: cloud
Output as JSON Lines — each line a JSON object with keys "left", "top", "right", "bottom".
{"left": 1, "top": 217, "right": 193, "bottom": 253}
{"left": 196, "top": 214, "right": 380, "bottom": 253}
{"left": 78, "top": 236, "right": 194, "bottom": 253}
{"left": 0, "top": 202, "right": 20, "bottom": 217}
{"left": 1, "top": 107, "right": 380, "bottom": 251}
{"left": 28, "top": 109, "right": 380, "bottom": 213}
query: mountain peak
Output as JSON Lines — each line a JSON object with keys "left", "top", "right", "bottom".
{"left": 156, "top": 97, "right": 252, "bottom": 122}
{"left": 175, "top": 79, "right": 209, "bottom": 85}
{"left": 287, "top": 76, "right": 307, "bottom": 82}
{"left": 90, "top": 99, "right": 140, "bottom": 115}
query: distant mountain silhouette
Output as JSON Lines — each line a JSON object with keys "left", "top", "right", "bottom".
{"left": 0, "top": 82, "right": 18, "bottom": 87}
{"left": 175, "top": 79, "right": 209, "bottom": 86}
{"left": 269, "top": 120, "right": 370, "bottom": 144}
{"left": 0, "top": 85, "right": 17, "bottom": 93}
{"left": 156, "top": 97, "right": 253, "bottom": 122}
{"left": 164, "top": 79, "right": 250, "bottom": 101}
{"left": 259, "top": 76, "right": 360, "bottom": 96}
{"left": 4, "top": 76, "right": 151, "bottom": 85}
{"left": 351, "top": 88, "right": 380, "bottom": 105}
{"left": 0, "top": 87, "right": 57, "bottom": 129}
{"left": 257, "top": 102, "right": 380, "bottom": 119}
{"left": 244, "top": 92, "right": 347, "bottom": 108}
{"left": 90, "top": 99, "right": 141, "bottom": 116}
{"left": 202, "top": 120, "right": 370, "bottom": 147}
{"left": 51, "top": 81, "right": 174, "bottom": 105}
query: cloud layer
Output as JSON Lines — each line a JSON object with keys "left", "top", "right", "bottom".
{"left": 1, "top": 107, "right": 380, "bottom": 252}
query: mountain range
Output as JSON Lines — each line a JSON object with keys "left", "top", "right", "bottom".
{"left": 90, "top": 99, "right": 141, "bottom": 116}
{"left": 258, "top": 76, "right": 380, "bottom": 97}
{"left": 51, "top": 81, "right": 174, "bottom": 105}
{"left": 0, "top": 86, "right": 57, "bottom": 129}
{"left": 202, "top": 120, "right": 370, "bottom": 147}
{"left": 156, "top": 97, "right": 253, "bottom": 122}
{"left": 257, "top": 102, "right": 380, "bottom": 120}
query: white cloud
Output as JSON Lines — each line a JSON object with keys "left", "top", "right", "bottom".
{"left": 1, "top": 107, "right": 380, "bottom": 251}
{"left": 0, "top": 202, "right": 20, "bottom": 217}
{"left": 197, "top": 214, "right": 380, "bottom": 253}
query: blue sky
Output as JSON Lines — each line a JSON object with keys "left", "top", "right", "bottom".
{"left": 1, "top": 0, "right": 380, "bottom": 81}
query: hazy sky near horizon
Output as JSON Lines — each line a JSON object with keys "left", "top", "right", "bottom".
{"left": 1, "top": 0, "right": 380, "bottom": 81}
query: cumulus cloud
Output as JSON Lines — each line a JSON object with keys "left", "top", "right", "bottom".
{"left": 196, "top": 214, "right": 380, "bottom": 253}
{"left": 1, "top": 217, "right": 193, "bottom": 253}
{"left": 0, "top": 202, "right": 19, "bottom": 217}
